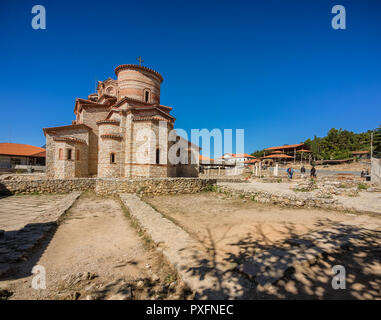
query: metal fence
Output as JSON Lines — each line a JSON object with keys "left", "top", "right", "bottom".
{"left": 371, "top": 157, "right": 381, "bottom": 185}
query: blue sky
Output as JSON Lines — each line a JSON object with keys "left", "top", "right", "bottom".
{"left": 0, "top": 0, "right": 380, "bottom": 155}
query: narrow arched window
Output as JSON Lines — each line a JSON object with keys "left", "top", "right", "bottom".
{"left": 145, "top": 90, "right": 150, "bottom": 103}
{"left": 110, "top": 153, "right": 116, "bottom": 164}
{"left": 67, "top": 149, "right": 72, "bottom": 160}
{"left": 156, "top": 148, "right": 160, "bottom": 164}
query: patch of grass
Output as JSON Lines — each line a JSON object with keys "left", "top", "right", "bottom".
{"left": 203, "top": 184, "right": 218, "bottom": 192}
{"left": 357, "top": 183, "right": 368, "bottom": 190}
{"left": 164, "top": 273, "right": 176, "bottom": 284}
{"left": 119, "top": 200, "right": 154, "bottom": 249}
{"left": 294, "top": 188, "right": 311, "bottom": 192}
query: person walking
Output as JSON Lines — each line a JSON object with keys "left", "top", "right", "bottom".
{"left": 287, "top": 167, "right": 294, "bottom": 179}
{"left": 310, "top": 165, "right": 317, "bottom": 179}
{"left": 300, "top": 165, "right": 306, "bottom": 179}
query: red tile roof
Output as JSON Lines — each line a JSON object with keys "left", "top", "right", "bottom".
{"left": 264, "top": 143, "right": 305, "bottom": 151}
{"left": 53, "top": 137, "right": 86, "bottom": 144}
{"left": 43, "top": 124, "right": 91, "bottom": 136}
{"left": 0, "top": 143, "right": 46, "bottom": 157}
{"left": 114, "top": 64, "right": 163, "bottom": 83}
{"left": 352, "top": 150, "right": 369, "bottom": 155}
{"left": 244, "top": 159, "right": 260, "bottom": 164}
{"left": 262, "top": 153, "right": 293, "bottom": 159}
{"left": 232, "top": 153, "right": 256, "bottom": 158}
{"left": 199, "top": 155, "right": 214, "bottom": 162}
{"left": 31, "top": 150, "right": 46, "bottom": 157}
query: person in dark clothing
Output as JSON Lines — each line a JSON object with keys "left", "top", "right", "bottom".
{"left": 287, "top": 167, "right": 294, "bottom": 179}
{"left": 310, "top": 166, "right": 316, "bottom": 179}
{"left": 300, "top": 165, "right": 306, "bottom": 179}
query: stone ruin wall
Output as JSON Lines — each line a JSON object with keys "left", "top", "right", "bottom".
{"left": 0, "top": 178, "right": 216, "bottom": 196}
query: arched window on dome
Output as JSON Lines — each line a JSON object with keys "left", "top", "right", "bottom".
{"left": 143, "top": 89, "right": 151, "bottom": 103}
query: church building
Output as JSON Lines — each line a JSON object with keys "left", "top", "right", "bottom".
{"left": 43, "top": 63, "right": 199, "bottom": 179}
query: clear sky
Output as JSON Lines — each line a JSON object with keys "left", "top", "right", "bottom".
{"left": 0, "top": 0, "right": 380, "bottom": 155}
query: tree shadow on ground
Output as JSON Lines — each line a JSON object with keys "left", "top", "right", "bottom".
{"left": 185, "top": 220, "right": 381, "bottom": 299}
{"left": 0, "top": 222, "right": 58, "bottom": 282}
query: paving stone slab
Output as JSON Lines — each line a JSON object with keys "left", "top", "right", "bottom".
{"left": 0, "top": 192, "right": 81, "bottom": 279}
{"left": 119, "top": 193, "right": 249, "bottom": 299}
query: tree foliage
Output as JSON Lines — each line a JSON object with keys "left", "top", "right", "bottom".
{"left": 251, "top": 127, "right": 380, "bottom": 160}
{"left": 373, "top": 124, "right": 381, "bottom": 158}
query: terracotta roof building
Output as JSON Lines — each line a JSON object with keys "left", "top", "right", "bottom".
{"left": 352, "top": 150, "right": 370, "bottom": 159}
{"left": 264, "top": 143, "right": 305, "bottom": 151}
{"left": 0, "top": 143, "right": 46, "bottom": 169}
{"left": 262, "top": 143, "right": 311, "bottom": 163}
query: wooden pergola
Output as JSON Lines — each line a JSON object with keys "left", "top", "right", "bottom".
{"left": 263, "top": 143, "right": 311, "bottom": 164}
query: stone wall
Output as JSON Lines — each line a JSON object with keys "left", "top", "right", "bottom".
{"left": 0, "top": 177, "right": 216, "bottom": 195}
{"left": 0, "top": 178, "right": 96, "bottom": 194}
{"left": 216, "top": 185, "right": 339, "bottom": 210}
{"left": 95, "top": 178, "right": 216, "bottom": 195}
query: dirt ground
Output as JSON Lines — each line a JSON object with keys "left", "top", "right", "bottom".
{"left": 144, "top": 192, "right": 381, "bottom": 299}
{"left": 1, "top": 193, "right": 189, "bottom": 300}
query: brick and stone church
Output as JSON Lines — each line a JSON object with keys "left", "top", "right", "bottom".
{"left": 43, "top": 63, "right": 199, "bottom": 179}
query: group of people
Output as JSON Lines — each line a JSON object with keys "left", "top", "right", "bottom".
{"left": 286, "top": 165, "right": 316, "bottom": 179}
{"left": 360, "top": 169, "right": 370, "bottom": 177}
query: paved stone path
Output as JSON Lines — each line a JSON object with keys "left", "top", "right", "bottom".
{"left": 0, "top": 192, "right": 81, "bottom": 278}
{"left": 119, "top": 193, "right": 247, "bottom": 299}
{"left": 0, "top": 194, "right": 70, "bottom": 231}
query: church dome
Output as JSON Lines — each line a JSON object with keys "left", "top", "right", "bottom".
{"left": 115, "top": 64, "right": 163, "bottom": 104}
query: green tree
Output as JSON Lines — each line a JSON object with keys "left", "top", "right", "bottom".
{"left": 373, "top": 125, "right": 381, "bottom": 158}
{"left": 252, "top": 127, "right": 377, "bottom": 160}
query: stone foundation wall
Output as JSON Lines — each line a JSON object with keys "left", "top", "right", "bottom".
{"left": 0, "top": 178, "right": 96, "bottom": 194}
{"left": 0, "top": 177, "right": 216, "bottom": 195}
{"left": 95, "top": 178, "right": 216, "bottom": 195}
{"left": 216, "top": 185, "right": 339, "bottom": 210}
